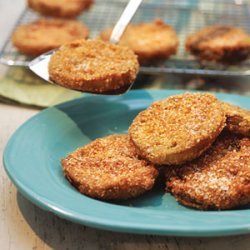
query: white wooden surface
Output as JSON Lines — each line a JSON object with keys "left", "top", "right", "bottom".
{"left": 1, "top": 1, "right": 250, "bottom": 249}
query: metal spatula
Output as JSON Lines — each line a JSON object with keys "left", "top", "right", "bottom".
{"left": 28, "top": 0, "right": 143, "bottom": 95}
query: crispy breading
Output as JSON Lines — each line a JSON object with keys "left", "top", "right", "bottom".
{"left": 99, "top": 19, "right": 178, "bottom": 65}
{"left": 129, "top": 93, "right": 226, "bottom": 165}
{"left": 62, "top": 135, "right": 158, "bottom": 200}
{"left": 166, "top": 132, "right": 250, "bottom": 210}
{"left": 221, "top": 102, "right": 250, "bottom": 137}
{"left": 28, "top": 0, "right": 94, "bottom": 18}
{"left": 186, "top": 25, "right": 250, "bottom": 63}
{"left": 48, "top": 39, "right": 139, "bottom": 93}
{"left": 12, "top": 19, "right": 89, "bottom": 56}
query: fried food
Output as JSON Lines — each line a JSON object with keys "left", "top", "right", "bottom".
{"left": 99, "top": 19, "right": 178, "bottom": 65}
{"left": 62, "top": 134, "right": 158, "bottom": 200}
{"left": 27, "top": 0, "right": 94, "bottom": 18}
{"left": 129, "top": 93, "right": 226, "bottom": 165}
{"left": 221, "top": 102, "right": 250, "bottom": 136}
{"left": 12, "top": 19, "right": 89, "bottom": 56}
{"left": 48, "top": 39, "right": 139, "bottom": 93}
{"left": 166, "top": 132, "right": 250, "bottom": 210}
{"left": 186, "top": 25, "right": 250, "bottom": 63}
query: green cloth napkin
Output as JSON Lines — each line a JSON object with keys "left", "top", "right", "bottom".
{"left": 0, "top": 67, "right": 81, "bottom": 107}
{"left": 0, "top": 66, "right": 249, "bottom": 108}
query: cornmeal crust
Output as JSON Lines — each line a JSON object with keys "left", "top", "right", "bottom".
{"left": 48, "top": 39, "right": 139, "bottom": 93}
{"left": 12, "top": 19, "right": 89, "bottom": 56}
{"left": 129, "top": 93, "right": 226, "bottom": 165}
{"left": 99, "top": 19, "right": 178, "bottom": 65}
{"left": 186, "top": 25, "right": 250, "bottom": 63}
{"left": 62, "top": 134, "right": 158, "bottom": 200}
{"left": 166, "top": 132, "right": 250, "bottom": 210}
{"left": 28, "top": 0, "right": 94, "bottom": 18}
{"left": 221, "top": 102, "right": 250, "bottom": 137}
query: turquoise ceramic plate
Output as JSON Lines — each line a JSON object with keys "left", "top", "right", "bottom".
{"left": 3, "top": 90, "right": 250, "bottom": 237}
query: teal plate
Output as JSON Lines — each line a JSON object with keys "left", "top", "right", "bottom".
{"left": 3, "top": 90, "right": 250, "bottom": 237}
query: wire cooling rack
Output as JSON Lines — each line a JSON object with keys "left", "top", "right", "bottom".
{"left": 1, "top": 0, "right": 250, "bottom": 76}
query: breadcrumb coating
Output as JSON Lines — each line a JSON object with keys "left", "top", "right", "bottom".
{"left": 12, "top": 19, "right": 89, "bottom": 56}
{"left": 186, "top": 25, "right": 250, "bottom": 63}
{"left": 221, "top": 102, "right": 250, "bottom": 137}
{"left": 62, "top": 134, "right": 158, "bottom": 200}
{"left": 129, "top": 93, "right": 226, "bottom": 165}
{"left": 100, "top": 19, "right": 178, "bottom": 65}
{"left": 166, "top": 132, "right": 250, "bottom": 210}
{"left": 28, "top": 0, "right": 94, "bottom": 18}
{"left": 48, "top": 39, "right": 139, "bottom": 93}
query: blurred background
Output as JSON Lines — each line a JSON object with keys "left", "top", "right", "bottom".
{"left": 0, "top": 0, "right": 250, "bottom": 108}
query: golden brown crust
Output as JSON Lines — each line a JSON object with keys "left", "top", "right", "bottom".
{"left": 48, "top": 39, "right": 139, "bottom": 93}
{"left": 186, "top": 25, "right": 250, "bottom": 63}
{"left": 166, "top": 132, "right": 250, "bottom": 210}
{"left": 99, "top": 19, "right": 178, "bottom": 65}
{"left": 221, "top": 102, "right": 250, "bottom": 136}
{"left": 12, "top": 19, "right": 89, "bottom": 56}
{"left": 129, "top": 93, "right": 226, "bottom": 165}
{"left": 62, "top": 134, "right": 158, "bottom": 200}
{"left": 28, "top": 0, "right": 94, "bottom": 18}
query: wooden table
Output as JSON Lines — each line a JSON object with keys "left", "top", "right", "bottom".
{"left": 1, "top": 1, "right": 250, "bottom": 249}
